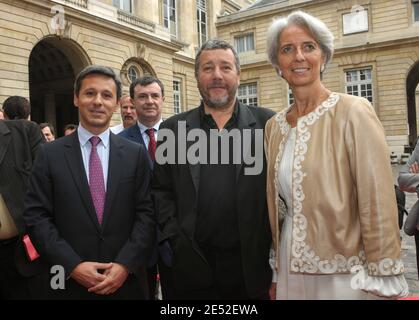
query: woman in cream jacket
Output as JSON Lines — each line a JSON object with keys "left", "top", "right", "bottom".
{"left": 265, "top": 10, "right": 408, "bottom": 299}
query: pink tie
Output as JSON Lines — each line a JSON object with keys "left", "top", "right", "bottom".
{"left": 89, "top": 136, "right": 105, "bottom": 225}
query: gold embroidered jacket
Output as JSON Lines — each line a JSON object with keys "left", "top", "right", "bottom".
{"left": 265, "top": 93, "right": 404, "bottom": 277}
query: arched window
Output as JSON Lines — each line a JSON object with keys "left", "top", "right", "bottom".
{"left": 121, "top": 58, "right": 156, "bottom": 87}
{"left": 128, "top": 66, "right": 138, "bottom": 83}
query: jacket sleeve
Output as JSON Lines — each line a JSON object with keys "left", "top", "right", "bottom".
{"left": 151, "top": 121, "right": 180, "bottom": 244}
{"left": 398, "top": 140, "right": 419, "bottom": 193}
{"left": 27, "top": 121, "right": 45, "bottom": 160}
{"left": 345, "top": 97, "right": 403, "bottom": 276}
{"left": 23, "top": 145, "right": 82, "bottom": 277}
{"left": 115, "top": 145, "right": 156, "bottom": 274}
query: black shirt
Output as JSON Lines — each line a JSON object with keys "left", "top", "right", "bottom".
{"left": 195, "top": 102, "right": 240, "bottom": 250}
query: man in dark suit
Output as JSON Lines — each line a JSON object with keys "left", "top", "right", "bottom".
{"left": 119, "top": 76, "right": 174, "bottom": 300}
{"left": 0, "top": 111, "right": 44, "bottom": 299}
{"left": 152, "top": 39, "right": 274, "bottom": 299}
{"left": 24, "top": 65, "right": 156, "bottom": 299}
{"left": 119, "top": 76, "right": 164, "bottom": 160}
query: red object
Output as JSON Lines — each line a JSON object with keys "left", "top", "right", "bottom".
{"left": 398, "top": 296, "right": 419, "bottom": 300}
{"left": 146, "top": 128, "right": 156, "bottom": 161}
{"left": 23, "top": 234, "right": 40, "bottom": 261}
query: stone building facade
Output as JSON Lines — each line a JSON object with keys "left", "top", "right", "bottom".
{"left": 0, "top": 0, "right": 253, "bottom": 135}
{"left": 217, "top": 0, "right": 419, "bottom": 154}
{"left": 2, "top": 0, "right": 417, "bottom": 155}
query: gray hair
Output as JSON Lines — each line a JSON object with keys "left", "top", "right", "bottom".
{"left": 267, "top": 11, "right": 334, "bottom": 72}
{"left": 74, "top": 65, "right": 122, "bottom": 100}
{"left": 195, "top": 39, "right": 241, "bottom": 78}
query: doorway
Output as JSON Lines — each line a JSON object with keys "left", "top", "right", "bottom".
{"left": 28, "top": 37, "right": 90, "bottom": 137}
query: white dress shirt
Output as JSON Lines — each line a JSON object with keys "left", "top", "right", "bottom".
{"left": 110, "top": 123, "right": 124, "bottom": 134}
{"left": 77, "top": 125, "right": 110, "bottom": 191}
{"left": 137, "top": 119, "right": 163, "bottom": 149}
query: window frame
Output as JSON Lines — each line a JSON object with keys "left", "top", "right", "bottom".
{"left": 238, "top": 82, "right": 258, "bottom": 107}
{"left": 173, "top": 78, "right": 183, "bottom": 114}
{"left": 127, "top": 66, "right": 139, "bottom": 84}
{"left": 234, "top": 33, "right": 255, "bottom": 54}
{"left": 112, "top": 0, "right": 132, "bottom": 13}
{"left": 413, "top": 0, "right": 419, "bottom": 23}
{"left": 344, "top": 67, "right": 374, "bottom": 105}
{"left": 197, "top": 0, "right": 208, "bottom": 47}
{"left": 163, "top": 0, "right": 178, "bottom": 38}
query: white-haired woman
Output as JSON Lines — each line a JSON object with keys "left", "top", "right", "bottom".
{"left": 264, "top": 11, "right": 408, "bottom": 299}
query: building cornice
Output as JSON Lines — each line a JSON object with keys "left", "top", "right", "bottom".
{"left": 173, "top": 53, "right": 195, "bottom": 66}
{"left": 224, "top": 0, "right": 242, "bottom": 11}
{"left": 5, "top": 0, "right": 183, "bottom": 54}
{"left": 240, "top": 60, "right": 270, "bottom": 69}
{"left": 217, "top": 0, "right": 333, "bottom": 25}
{"left": 238, "top": 35, "right": 419, "bottom": 69}
{"left": 334, "top": 34, "right": 419, "bottom": 56}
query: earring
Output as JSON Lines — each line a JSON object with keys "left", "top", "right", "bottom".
{"left": 277, "top": 69, "right": 283, "bottom": 77}
{"left": 321, "top": 64, "right": 325, "bottom": 73}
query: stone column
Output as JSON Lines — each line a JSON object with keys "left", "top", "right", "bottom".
{"left": 44, "top": 93, "right": 57, "bottom": 130}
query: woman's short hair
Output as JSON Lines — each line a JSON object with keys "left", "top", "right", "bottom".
{"left": 267, "top": 10, "right": 334, "bottom": 72}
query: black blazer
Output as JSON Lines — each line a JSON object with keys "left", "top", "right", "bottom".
{"left": 23, "top": 131, "right": 156, "bottom": 299}
{"left": 119, "top": 123, "right": 146, "bottom": 146}
{"left": 119, "top": 124, "right": 153, "bottom": 168}
{"left": 0, "top": 120, "right": 46, "bottom": 277}
{"left": 119, "top": 122, "right": 172, "bottom": 267}
{"left": 0, "top": 120, "right": 44, "bottom": 233}
{"left": 152, "top": 102, "right": 274, "bottom": 298}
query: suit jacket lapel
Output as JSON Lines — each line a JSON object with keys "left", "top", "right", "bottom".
{"left": 129, "top": 124, "right": 146, "bottom": 147}
{"left": 101, "top": 133, "right": 123, "bottom": 229}
{"left": 0, "top": 121, "right": 11, "bottom": 167}
{"left": 64, "top": 132, "right": 101, "bottom": 232}
{"left": 235, "top": 103, "right": 256, "bottom": 181}
{"left": 185, "top": 110, "right": 201, "bottom": 196}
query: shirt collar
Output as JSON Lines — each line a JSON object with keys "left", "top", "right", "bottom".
{"left": 77, "top": 124, "right": 110, "bottom": 148}
{"left": 137, "top": 118, "right": 163, "bottom": 135}
{"left": 199, "top": 100, "right": 239, "bottom": 124}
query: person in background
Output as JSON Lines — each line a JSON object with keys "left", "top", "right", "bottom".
{"left": 2, "top": 96, "right": 30, "bottom": 120}
{"left": 119, "top": 76, "right": 174, "bottom": 300}
{"left": 398, "top": 143, "right": 419, "bottom": 280}
{"left": 264, "top": 10, "right": 408, "bottom": 299}
{"left": 110, "top": 94, "right": 137, "bottom": 134}
{"left": 39, "top": 123, "right": 55, "bottom": 142}
{"left": 63, "top": 124, "right": 77, "bottom": 136}
{"left": 0, "top": 97, "right": 45, "bottom": 299}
